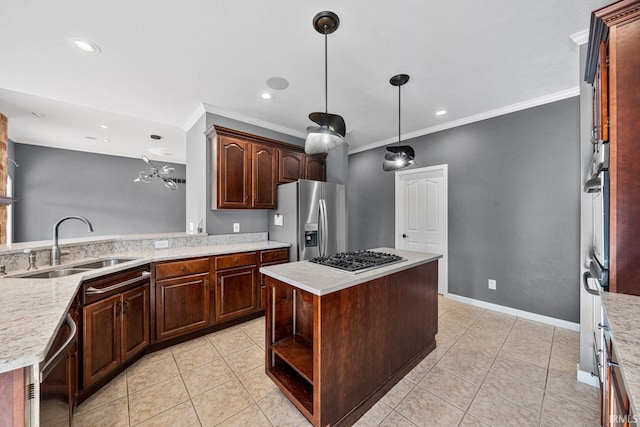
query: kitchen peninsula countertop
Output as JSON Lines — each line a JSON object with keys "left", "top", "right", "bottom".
{"left": 0, "top": 238, "right": 289, "bottom": 374}
{"left": 259, "top": 248, "right": 442, "bottom": 296}
{"left": 601, "top": 291, "right": 640, "bottom": 418}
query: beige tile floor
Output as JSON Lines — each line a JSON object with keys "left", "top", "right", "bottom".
{"left": 72, "top": 295, "right": 601, "bottom": 426}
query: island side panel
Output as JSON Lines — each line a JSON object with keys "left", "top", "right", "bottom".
{"left": 316, "top": 261, "right": 438, "bottom": 427}
{"left": 389, "top": 260, "right": 438, "bottom": 374}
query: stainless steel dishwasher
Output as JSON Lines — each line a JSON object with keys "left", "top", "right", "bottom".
{"left": 39, "top": 314, "right": 78, "bottom": 427}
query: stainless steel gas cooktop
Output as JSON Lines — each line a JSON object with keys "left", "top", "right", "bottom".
{"left": 309, "top": 250, "right": 405, "bottom": 274}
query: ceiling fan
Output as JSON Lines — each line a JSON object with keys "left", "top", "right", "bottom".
{"left": 133, "top": 155, "right": 178, "bottom": 190}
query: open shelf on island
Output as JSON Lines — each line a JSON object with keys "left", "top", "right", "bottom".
{"left": 269, "top": 362, "right": 313, "bottom": 414}
{"left": 271, "top": 334, "right": 313, "bottom": 383}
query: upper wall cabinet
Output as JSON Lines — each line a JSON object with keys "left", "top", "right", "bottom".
{"left": 207, "top": 126, "right": 326, "bottom": 209}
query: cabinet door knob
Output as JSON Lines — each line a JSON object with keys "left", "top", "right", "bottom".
{"left": 402, "top": 234, "right": 408, "bottom": 238}
{"left": 182, "top": 265, "right": 187, "bottom": 272}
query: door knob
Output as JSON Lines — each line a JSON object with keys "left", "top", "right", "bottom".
{"left": 402, "top": 234, "right": 407, "bottom": 238}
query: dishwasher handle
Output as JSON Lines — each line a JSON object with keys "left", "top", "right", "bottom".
{"left": 86, "top": 271, "right": 151, "bottom": 295}
{"left": 40, "top": 314, "right": 77, "bottom": 383}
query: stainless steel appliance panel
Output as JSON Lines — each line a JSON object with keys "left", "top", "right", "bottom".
{"left": 319, "top": 182, "right": 346, "bottom": 257}
{"left": 298, "top": 180, "right": 322, "bottom": 261}
{"left": 269, "top": 180, "right": 347, "bottom": 262}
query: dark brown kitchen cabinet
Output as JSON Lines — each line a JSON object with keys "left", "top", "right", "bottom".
{"left": 217, "top": 135, "right": 252, "bottom": 209}
{"left": 82, "top": 268, "right": 150, "bottom": 388}
{"left": 208, "top": 126, "right": 326, "bottom": 209}
{"left": 604, "top": 336, "right": 634, "bottom": 426}
{"left": 259, "top": 248, "right": 289, "bottom": 309}
{"left": 154, "top": 258, "right": 210, "bottom": 341}
{"left": 586, "top": 0, "right": 640, "bottom": 296}
{"left": 279, "top": 149, "right": 305, "bottom": 184}
{"left": 213, "top": 252, "right": 258, "bottom": 322}
{"left": 252, "top": 143, "right": 278, "bottom": 209}
{"left": 305, "top": 156, "right": 326, "bottom": 181}
{"left": 81, "top": 267, "right": 150, "bottom": 389}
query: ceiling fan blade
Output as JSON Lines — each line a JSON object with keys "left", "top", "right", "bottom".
{"left": 309, "top": 112, "right": 346, "bottom": 137}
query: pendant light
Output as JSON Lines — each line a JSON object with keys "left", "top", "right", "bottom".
{"left": 305, "top": 11, "right": 347, "bottom": 155}
{"left": 383, "top": 74, "right": 416, "bottom": 171}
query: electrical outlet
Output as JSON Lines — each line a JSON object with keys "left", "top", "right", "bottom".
{"left": 154, "top": 240, "right": 169, "bottom": 249}
{"left": 233, "top": 223, "right": 240, "bottom": 233}
{"left": 274, "top": 214, "right": 283, "bottom": 226}
{"left": 488, "top": 279, "right": 496, "bottom": 290}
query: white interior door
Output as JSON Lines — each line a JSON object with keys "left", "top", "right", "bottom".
{"left": 395, "top": 165, "right": 448, "bottom": 295}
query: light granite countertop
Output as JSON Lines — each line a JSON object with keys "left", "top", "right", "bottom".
{"left": 601, "top": 291, "right": 640, "bottom": 418}
{"left": 259, "top": 247, "right": 442, "bottom": 296}
{"left": 0, "top": 239, "right": 289, "bottom": 374}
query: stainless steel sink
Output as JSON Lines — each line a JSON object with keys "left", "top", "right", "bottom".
{"left": 18, "top": 268, "right": 93, "bottom": 279}
{"left": 10, "top": 257, "right": 139, "bottom": 279}
{"left": 73, "top": 257, "right": 138, "bottom": 269}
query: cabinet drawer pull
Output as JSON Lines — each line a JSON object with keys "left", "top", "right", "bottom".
{"left": 182, "top": 265, "right": 188, "bottom": 272}
{"left": 86, "top": 272, "right": 151, "bottom": 295}
{"left": 123, "top": 301, "right": 129, "bottom": 313}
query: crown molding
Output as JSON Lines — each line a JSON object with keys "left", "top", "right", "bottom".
{"left": 201, "top": 103, "right": 307, "bottom": 139}
{"left": 570, "top": 29, "right": 589, "bottom": 45}
{"left": 348, "top": 87, "right": 580, "bottom": 155}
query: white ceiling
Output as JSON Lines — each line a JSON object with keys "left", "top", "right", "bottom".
{"left": 0, "top": 0, "right": 609, "bottom": 164}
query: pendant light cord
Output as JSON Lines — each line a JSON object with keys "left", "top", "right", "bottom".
{"left": 398, "top": 82, "right": 401, "bottom": 146}
{"left": 324, "top": 27, "right": 329, "bottom": 114}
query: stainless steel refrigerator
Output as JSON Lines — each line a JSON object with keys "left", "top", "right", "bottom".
{"left": 269, "top": 179, "right": 346, "bottom": 262}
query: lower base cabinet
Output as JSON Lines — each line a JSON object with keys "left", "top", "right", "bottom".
{"left": 214, "top": 265, "right": 257, "bottom": 323}
{"left": 82, "top": 268, "right": 150, "bottom": 388}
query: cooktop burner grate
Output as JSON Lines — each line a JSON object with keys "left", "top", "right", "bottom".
{"left": 309, "top": 250, "right": 405, "bottom": 273}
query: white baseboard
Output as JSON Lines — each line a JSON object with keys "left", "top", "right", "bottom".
{"left": 444, "top": 293, "right": 580, "bottom": 331}
{"left": 577, "top": 366, "right": 600, "bottom": 388}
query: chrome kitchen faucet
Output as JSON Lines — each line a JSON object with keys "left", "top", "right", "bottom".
{"left": 51, "top": 216, "right": 94, "bottom": 265}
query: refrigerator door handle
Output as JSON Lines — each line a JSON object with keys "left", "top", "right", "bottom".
{"left": 318, "top": 199, "right": 324, "bottom": 257}
{"left": 318, "top": 199, "right": 329, "bottom": 257}
{"left": 322, "top": 199, "right": 329, "bottom": 256}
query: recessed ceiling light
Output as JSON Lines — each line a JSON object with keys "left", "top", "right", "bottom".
{"left": 102, "top": 139, "right": 110, "bottom": 143}
{"left": 67, "top": 36, "right": 101, "bottom": 54}
{"left": 100, "top": 124, "right": 108, "bottom": 129}
{"left": 435, "top": 110, "right": 447, "bottom": 116}
{"left": 259, "top": 91, "right": 275, "bottom": 100}
{"left": 266, "top": 77, "right": 289, "bottom": 90}
{"left": 148, "top": 147, "right": 171, "bottom": 156}
{"left": 150, "top": 134, "right": 162, "bottom": 140}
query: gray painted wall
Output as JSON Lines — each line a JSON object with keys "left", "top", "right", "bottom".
{"left": 348, "top": 97, "right": 581, "bottom": 322}
{"left": 185, "top": 113, "right": 207, "bottom": 233}
{"left": 13, "top": 144, "right": 186, "bottom": 242}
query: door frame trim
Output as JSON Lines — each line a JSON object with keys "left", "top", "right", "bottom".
{"left": 394, "top": 164, "right": 449, "bottom": 295}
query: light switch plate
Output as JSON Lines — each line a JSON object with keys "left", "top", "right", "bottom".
{"left": 274, "top": 214, "right": 283, "bottom": 226}
{"left": 233, "top": 223, "right": 240, "bottom": 233}
{"left": 488, "top": 279, "right": 496, "bottom": 290}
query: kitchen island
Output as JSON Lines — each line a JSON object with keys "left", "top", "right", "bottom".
{"left": 260, "top": 248, "right": 441, "bottom": 427}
